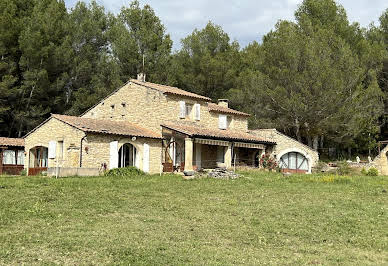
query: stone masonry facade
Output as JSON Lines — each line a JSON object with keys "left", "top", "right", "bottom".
{"left": 250, "top": 129, "right": 319, "bottom": 172}
{"left": 82, "top": 82, "right": 248, "bottom": 133}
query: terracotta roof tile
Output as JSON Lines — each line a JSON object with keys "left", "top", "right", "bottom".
{"left": 208, "top": 103, "right": 250, "bottom": 117}
{"left": 162, "top": 121, "right": 275, "bottom": 144}
{"left": 130, "top": 79, "right": 212, "bottom": 101}
{"left": 0, "top": 137, "right": 24, "bottom": 147}
{"left": 52, "top": 114, "right": 162, "bottom": 139}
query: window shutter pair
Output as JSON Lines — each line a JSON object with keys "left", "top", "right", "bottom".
{"left": 48, "top": 140, "right": 56, "bottom": 159}
{"left": 179, "top": 101, "right": 186, "bottom": 118}
{"left": 219, "top": 115, "right": 227, "bottom": 129}
{"left": 194, "top": 104, "right": 200, "bottom": 121}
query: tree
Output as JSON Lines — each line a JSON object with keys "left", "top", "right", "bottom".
{"left": 65, "top": 1, "right": 121, "bottom": 115}
{"left": 0, "top": 0, "right": 34, "bottom": 136}
{"left": 169, "top": 22, "right": 241, "bottom": 100}
{"left": 229, "top": 0, "right": 385, "bottom": 151}
{"left": 109, "top": 0, "right": 172, "bottom": 83}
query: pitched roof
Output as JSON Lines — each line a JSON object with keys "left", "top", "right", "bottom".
{"left": 250, "top": 129, "right": 317, "bottom": 153}
{"left": 208, "top": 103, "right": 250, "bottom": 117}
{"left": 130, "top": 79, "right": 212, "bottom": 101}
{"left": 0, "top": 137, "right": 24, "bottom": 147}
{"left": 52, "top": 114, "right": 162, "bottom": 139}
{"left": 162, "top": 121, "right": 275, "bottom": 144}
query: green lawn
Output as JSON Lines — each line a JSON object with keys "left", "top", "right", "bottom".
{"left": 0, "top": 172, "right": 387, "bottom": 265}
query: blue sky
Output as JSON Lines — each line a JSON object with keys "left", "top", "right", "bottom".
{"left": 64, "top": 0, "right": 388, "bottom": 50}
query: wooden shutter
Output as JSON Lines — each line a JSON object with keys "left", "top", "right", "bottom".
{"left": 48, "top": 140, "right": 56, "bottom": 159}
{"left": 194, "top": 103, "right": 201, "bottom": 120}
{"left": 219, "top": 114, "right": 227, "bottom": 129}
{"left": 143, "top": 143, "right": 150, "bottom": 173}
{"left": 179, "top": 101, "right": 186, "bottom": 118}
{"left": 109, "top": 141, "right": 118, "bottom": 169}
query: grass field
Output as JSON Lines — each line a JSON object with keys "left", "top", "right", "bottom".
{"left": 0, "top": 172, "right": 387, "bottom": 265}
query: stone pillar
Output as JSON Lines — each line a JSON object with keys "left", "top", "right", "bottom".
{"left": 184, "top": 138, "right": 194, "bottom": 171}
{"left": 225, "top": 142, "right": 232, "bottom": 168}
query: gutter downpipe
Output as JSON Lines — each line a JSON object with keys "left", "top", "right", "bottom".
{"left": 80, "top": 135, "right": 87, "bottom": 168}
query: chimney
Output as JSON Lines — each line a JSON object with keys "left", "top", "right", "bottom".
{"left": 137, "top": 73, "right": 146, "bottom": 82}
{"left": 217, "top": 99, "right": 229, "bottom": 108}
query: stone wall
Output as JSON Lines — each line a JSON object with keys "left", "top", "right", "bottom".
{"left": 24, "top": 118, "right": 85, "bottom": 173}
{"left": 82, "top": 82, "right": 249, "bottom": 133}
{"left": 25, "top": 118, "right": 163, "bottom": 175}
{"left": 250, "top": 129, "right": 319, "bottom": 169}
{"left": 372, "top": 145, "right": 388, "bottom": 175}
{"left": 82, "top": 134, "right": 162, "bottom": 174}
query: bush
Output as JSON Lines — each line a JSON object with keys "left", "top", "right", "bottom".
{"left": 360, "top": 167, "right": 368, "bottom": 176}
{"left": 336, "top": 161, "right": 352, "bottom": 176}
{"left": 20, "top": 169, "right": 27, "bottom": 176}
{"left": 104, "top": 166, "right": 146, "bottom": 177}
{"left": 259, "top": 153, "right": 278, "bottom": 170}
{"left": 366, "top": 167, "right": 378, "bottom": 176}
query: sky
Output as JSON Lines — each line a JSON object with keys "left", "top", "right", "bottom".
{"left": 64, "top": 0, "right": 388, "bottom": 50}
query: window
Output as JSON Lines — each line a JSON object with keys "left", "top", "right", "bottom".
{"left": 17, "top": 150, "right": 24, "bottom": 165}
{"left": 121, "top": 102, "right": 126, "bottom": 107}
{"left": 58, "top": 141, "right": 64, "bottom": 160}
{"left": 111, "top": 104, "right": 115, "bottom": 109}
{"left": 219, "top": 114, "right": 227, "bottom": 129}
{"left": 185, "top": 104, "right": 193, "bottom": 118}
{"left": 3, "top": 150, "right": 16, "bottom": 165}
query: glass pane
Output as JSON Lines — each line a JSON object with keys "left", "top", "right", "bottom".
{"left": 289, "top": 152, "right": 297, "bottom": 169}
{"left": 279, "top": 154, "right": 288, "bottom": 168}
{"left": 297, "top": 153, "right": 308, "bottom": 170}
{"left": 17, "top": 150, "right": 24, "bottom": 165}
{"left": 3, "top": 150, "right": 16, "bottom": 164}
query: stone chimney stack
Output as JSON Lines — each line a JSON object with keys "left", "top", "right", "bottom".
{"left": 217, "top": 99, "right": 229, "bottom": 108}
{"left": 137, "top": 73, "right": 146, "bottom": 82}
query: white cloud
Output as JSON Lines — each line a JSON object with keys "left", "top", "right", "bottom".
{"left": 64, "top": 0, "right": 388, "bottom": 49}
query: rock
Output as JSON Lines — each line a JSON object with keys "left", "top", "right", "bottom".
{"left": 184, "top": 170, "right": 195, "bottom": 176}
{"left": 207, "top": 168, "right": 240, "bottom": 179}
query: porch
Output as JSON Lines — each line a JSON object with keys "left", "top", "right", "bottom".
{"left": 161, "top": 124, "right": 272, "bottom": 173}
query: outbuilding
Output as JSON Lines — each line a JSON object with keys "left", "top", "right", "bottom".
{"left": 250, "top": 129, "right": 319, "bottom": 174}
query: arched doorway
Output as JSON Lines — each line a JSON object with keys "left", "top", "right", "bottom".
{"left": 118, "top": 143, "right": 137, "bottom": 168}
{"left": 279, "top": 151, "right": 309, "bottom": 174}
{"left": 29, "top": 146, "right": 48, "bottom": 175}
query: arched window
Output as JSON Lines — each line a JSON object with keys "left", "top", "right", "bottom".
{"left": 279, "top": 152, "right": 309, "bottom": 173}
{"left": 118, "top": 143, "right": 136, "bottom": 168}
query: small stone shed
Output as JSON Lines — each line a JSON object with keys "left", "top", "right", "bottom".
{"left": 250, "top": 129, "right": 319, "bottom": 173}
{"left": 0, "top": 137, "right": 25, "bottom": 175}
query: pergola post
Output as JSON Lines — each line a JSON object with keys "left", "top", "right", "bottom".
{"left": 184, "top": 138, "right": 194, "bottom": 171}
{"left": 225, "top": 142, "right": 232, "bottom": 168}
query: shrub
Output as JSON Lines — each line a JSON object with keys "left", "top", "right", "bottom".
{"left": 360, "top": 167, "right": 368, "bottom": 176}
{"left": 366, "top": 167, "right": 378, "bottom": 176}
{"left": 259, "top": 153, "right": 278, "bottom": 170}
{"left": 20, "top": 169, "right": 27, "bottom": 176}
{"left": 336, "top": 161, "right": 352, "bottom": 176}
{"left": 104, "top": 166, "right": 146, "bottom": 177}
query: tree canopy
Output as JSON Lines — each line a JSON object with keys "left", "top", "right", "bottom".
{"left": 0, "top": 0, "right": 387, "bottom": 154}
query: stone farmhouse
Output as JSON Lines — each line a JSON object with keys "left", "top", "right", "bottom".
{"left": 24, "top": 75, "right": 318, "bottom": 176}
